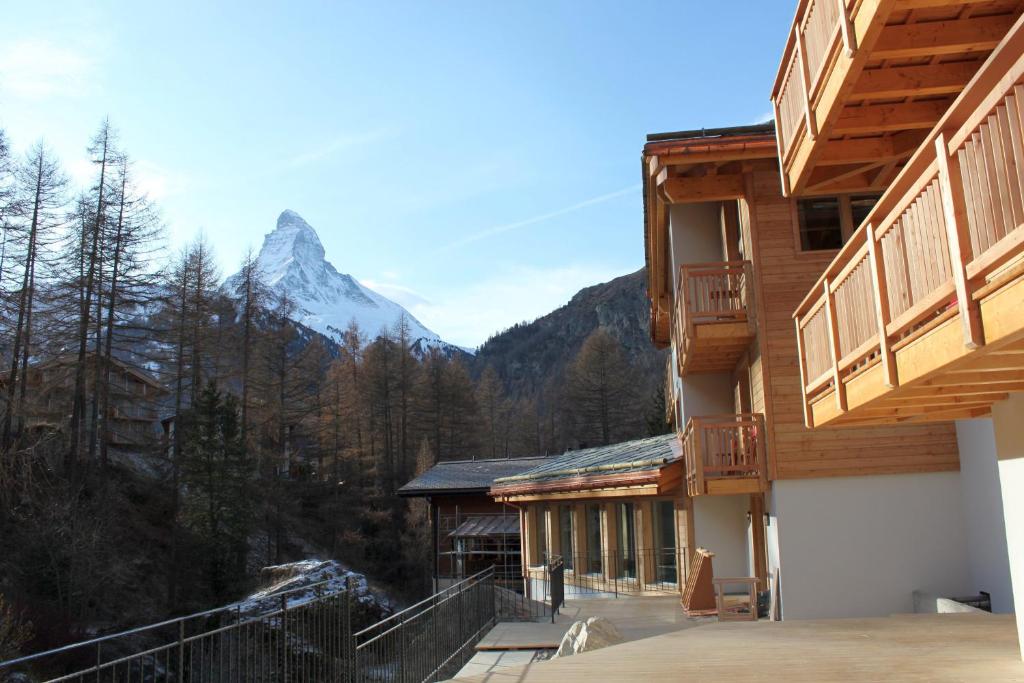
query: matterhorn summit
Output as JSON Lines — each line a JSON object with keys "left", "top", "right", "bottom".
{"left": 225, "top": 210, "right": 451, "bottom": 351}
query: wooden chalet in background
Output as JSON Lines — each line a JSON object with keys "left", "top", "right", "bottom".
{"left": 398, "top": 455, "right": 550, "bottom": 591}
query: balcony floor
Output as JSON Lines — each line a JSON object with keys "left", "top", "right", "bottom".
{"left": 451, "top": 612, "right": 1023, "bottom": 682}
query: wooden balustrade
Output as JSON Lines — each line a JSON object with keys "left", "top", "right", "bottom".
{"left": 793, "top": 17, "right": 1024, "bottom": 426}
{"left": 673, "top": 261, "right": 755, "bottom": 375}
{"left": 681, "top": 414, "right": 768, "bottom": 497}
{"left": 774, "top": 0, "right": 855, "bottom": 161}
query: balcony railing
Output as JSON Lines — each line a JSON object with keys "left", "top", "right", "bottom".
{"left": 794, "top": 14, "right": 1024, "bottom": 426}
{"left": 682, "top": 414, "right": 768, "bottom": 497}
{"left": 674, "top": 261, "right": 756, "bottom": 375}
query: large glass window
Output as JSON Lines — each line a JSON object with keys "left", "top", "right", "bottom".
{"left": 616, "top": 503, "right": 637, "bottom": 579}
{"left": 559, "top": 505, "right": 574, "bottom": 571}
{"left": 586, "top": 504, "right": 603, "bottom": 574}
{"left": 797, "top": 197, "right": 843, "bottom": 251}
{"left": 652, "top": 500, "right": 677, "bottom": 584}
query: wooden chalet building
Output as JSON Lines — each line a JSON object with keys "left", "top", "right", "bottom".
{"left": 398, "top": 455, "right": 550, "bottom": 590}
{"left": 2, "top": 353, "right": 168, "bottom": 452}
{"left": 633, "top": 0, "right": 1024, "bottom": 657}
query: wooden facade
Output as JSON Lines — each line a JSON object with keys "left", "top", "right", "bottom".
{"left": 792, "top": 10, "right": 1024, "bottom": 427}
{"left": 644, "top": 133, "right": 960, "bottom": 482}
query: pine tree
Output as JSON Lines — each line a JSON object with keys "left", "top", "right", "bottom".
{"left": 566, "top": 328, "right": 637, "bottom": 447}
{"left": 179, "top": 381, "right": 251, "bottom": 600}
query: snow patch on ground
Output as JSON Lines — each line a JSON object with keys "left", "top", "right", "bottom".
{"left": 236, "top": 559, "right": 392, "bottom": 616}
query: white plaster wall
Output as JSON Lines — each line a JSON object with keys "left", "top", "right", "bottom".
{"left": 668, "top": 203, "right": 723, "bottom": 288}
{"left": 772, "top": 472, "right": 971, "bottom": 619}
{"left": 679, "top": 372, "right": 734, "bottom": 425}
{"left": 693, "top": 494, "right": 750, "bottom": 580}
{"left": 992, "top": 393, "right": 1024, "bottom": 659}
{"left": 956, "top": 418, "right": 1014, "bottom": 613}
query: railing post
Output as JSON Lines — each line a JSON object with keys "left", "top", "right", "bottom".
{"left": 935, "top": 132, "right": 984, "bottom": 349}
{"left": 177, "top": 620, "right": 184, "bottom": 683}
{"left": 693, "top": 418, "right": 706, "bottom": 496}
{"left": 837, "top": 0, "right": 857, "bottom": 57}
{"left": 281, "top": 594, "right": 288, "bottom": 682}
{"left": 823, "top": 278, "right": 848, "bottom": 411}
{"left": 865, "top": 224, "right": 898, "bottom": 387}
{"left": 794, "top": 25, "right": 819, "bottom": 140}
{"left": 794, "top": 316, "right": 814, "bottom": 428}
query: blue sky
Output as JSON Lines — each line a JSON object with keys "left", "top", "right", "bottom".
{"left": 1, "top": 1, "right": 793, "bottom": 347}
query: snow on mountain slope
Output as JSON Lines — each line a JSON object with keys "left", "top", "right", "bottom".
{"left": 225, "top": 210, "right": 459, "bottom": 352}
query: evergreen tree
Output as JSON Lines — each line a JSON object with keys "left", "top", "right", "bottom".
{"left": 180, "top": 381, "right": 252, "bottom": 600}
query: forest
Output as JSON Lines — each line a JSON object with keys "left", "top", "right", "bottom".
{"left": 0, "top": 121, "right": 668, "bottom": 662}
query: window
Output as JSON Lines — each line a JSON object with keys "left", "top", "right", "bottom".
{"left": 797, "top": 197, "right": 843, "bottom": 251}
{"left": 850, "top": 195, "right": 880, "bottom": 229}
{"left": 652, "top": 500, "right": 677, "bottom": 584}
{"left": 559, "top": 505, "right": 574, "bottom": 571}
{"left": 616, "top": 503, "right": 637, "bottom": 579}
{"left": 586, "top": 504, "right": 603, "bottom": 574}
{"left": 796, "top": 194, "right": 881, "bottom": 252}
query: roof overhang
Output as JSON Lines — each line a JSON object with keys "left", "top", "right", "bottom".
{"left": 490, "top": 460, "right": 683, "bottom": 502}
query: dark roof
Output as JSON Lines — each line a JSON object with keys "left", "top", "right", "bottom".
{"left": 449, "top": 515, "right": 520, "bottom": 538}
{"left": 646, "top": 121, "right": 775, "bottom": 144}
{"left": 398, "top": 456, "right": 554, "bottom": 496}
{"left": 493, "top": 434, "right": 680, "bottom": 488}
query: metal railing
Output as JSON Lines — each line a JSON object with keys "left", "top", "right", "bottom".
{"left": 0, "top": 567, "right": 526, "bottom": 683}
{"left": 352, "top": 567, "right": 496, "bottom": 683}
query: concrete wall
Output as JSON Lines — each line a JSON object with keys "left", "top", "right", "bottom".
{"left": 956, "top": 418, "right": 1014, "bottom": 613}
{"left": 772, "top": 471, "right": 971, "bottom": 619}
{"left": 693, "top": 494, "right": 750, "bottom": 580}
{"left": 992, "top": 393, "right": 1024, "bottom": 659}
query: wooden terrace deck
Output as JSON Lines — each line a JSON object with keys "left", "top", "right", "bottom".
{"left": 452, "top": 612, "right": 1023, "bottom": 682}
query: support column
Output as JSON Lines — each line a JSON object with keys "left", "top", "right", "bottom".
{"left": 750, "top": 494, "right": 769, "bottom": 591}
{"left": 994, "top": 393, "right": 1024, "bottom": 660}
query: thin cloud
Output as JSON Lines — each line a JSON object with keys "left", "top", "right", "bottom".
{"left": 436, "top": 184, "right": 642, "bottom": 253}
{"left": 283, "top": 128, "right": 399, "bottom": 169}
{"left": 0, "top": 39, "right": 95, "bottom": 99}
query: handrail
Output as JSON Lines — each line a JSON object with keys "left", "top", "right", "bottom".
{"left": 793, "top": 13, "right": 1024, "bottom": 420}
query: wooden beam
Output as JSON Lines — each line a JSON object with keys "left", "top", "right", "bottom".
{"left": 659, "top": 175, "right": 745, "bottom": 204}
{"left": 894, "top": 0, "right": 999, "bottom": 10}
{"left": 927, "top": 369, "right": 1024, "bottom": 385}
{"left": 876, "top": 392, "right": 1009, "bottom": 407}
{"left": 833, "top": 100, "right": 952, "bottom": 135}
{"left": 817, "top": 133, "right": 923, "bottom": 165}
{"left": 853, "top": 62, "right": 977, "bottom": 100}
{"left": 866, "top": 228, "right": 897, "bottom": 388}
{"left": 807, "top": 162, "right": 886, "bottom": 191}
{"left": 872, "top": 15, "right": 1015, "bottom": 60}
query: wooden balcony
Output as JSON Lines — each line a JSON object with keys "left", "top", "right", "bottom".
{"left": 772, "top": 0, "right": 1024, "bottom": 197}
{"left": 681, "top": 414, "right": 768, "bottom": 497}
{"left": 793, "top": 16, "right": 1024, "bottom": 427}
{"left": 673, "top": 262, "right": 756, "bottom": 375}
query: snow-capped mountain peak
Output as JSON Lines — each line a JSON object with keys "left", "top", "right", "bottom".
{"left": 226, "top": 210, "right": 461, "bottom": 353}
